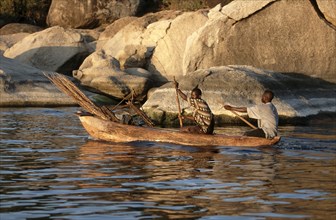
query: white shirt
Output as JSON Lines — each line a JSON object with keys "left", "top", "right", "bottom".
{"left": 247, "top": 102, "right": 278, "bottom": 139}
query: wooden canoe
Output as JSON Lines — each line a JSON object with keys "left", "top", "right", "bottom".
{"left": 78, "top": 115, "right": 281, "bottom": 147}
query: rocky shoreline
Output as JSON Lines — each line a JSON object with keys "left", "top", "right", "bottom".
{"left": 1, "top": 0, "right": 335, "bottom": 126}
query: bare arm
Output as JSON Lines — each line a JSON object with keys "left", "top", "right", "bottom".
{"left": 180, "top": 115, "right": 194, "bottom": 120}
{"left": 174, "top": 80, "right": 188, "bottom": 101}
{"left": 224, "top": 105, "right": 247, "bottom": 113}
{"left": 176, "top": 88, "right": 187, "bottom": 101}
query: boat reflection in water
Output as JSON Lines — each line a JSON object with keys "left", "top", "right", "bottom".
{"left": 76, "top": 138, "right": 334, "bottom": 219}
{"left": 0, "top": 108, "right": 334, "bottom": 219}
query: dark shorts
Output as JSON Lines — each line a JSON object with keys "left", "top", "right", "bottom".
{"left": 206, "top": 117, "right": 215, "bottom": 134}
{"left": 201, "top": 116, "right": 215, "bottom": 135}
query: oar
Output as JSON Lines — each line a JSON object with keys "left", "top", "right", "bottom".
{"left": 230, "top": 110, "right": 257, "bottom": 129}
{"left": 173, "top": 76, "right": 183, "bottom": 128}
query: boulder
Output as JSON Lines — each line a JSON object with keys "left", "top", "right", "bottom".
{"left": 0, "top": 23, "right": 43, "bottom": 35}
{"left": 73, "top": 28, "right": 101, "bottom": 43}
{"left": 316, "top": 0, "right": 336, "bottom": 26}
{"left": 73, "top": 52, "right": 153, "bottom": 100}
{"left": 83, "top": 10, "right": 209, "bottom": 85}
{"left": 72, "top": 28, "right": 102, "bottom": 52}
{"left": 96, "top": 17, "right": 137, "bottom": 50}
{"left": 81, "top": 0, "right": 335, "bottom": 89}
{"left": 0, "top": 33, "right": 30, "bottom": 55}
{"left": 3, "top": 26, "right": 95, "bottom": 75}
{"left": 47, "top": 0, "right": 146, "bottom": 29}
{"left": 115, "top": 44, "right": 148, "bottom": 70}
{"left": 101, "top": 10, "right": 181, "bottom": 59}
{"left": 0, "top": 55, "right": 76, "bottom": 107}
{"left": 78, "top": 10, "right": 182, "bottom": 86}
{"left": 148, "top": 10, "right": 209, "bottom": 81}
{"left": 183, "top": 0, "right": 336, "bottom": 83}
{"left": 142, "top": 65, "right": 336, "bottom": 126}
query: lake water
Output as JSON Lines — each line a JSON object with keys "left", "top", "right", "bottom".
{"left": 1, "top": 107, "right": 335, "bottom": 220}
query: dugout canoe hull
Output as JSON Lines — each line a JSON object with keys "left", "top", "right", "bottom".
{"left": 78, "top": 115, "right": 281, "bottom": 147}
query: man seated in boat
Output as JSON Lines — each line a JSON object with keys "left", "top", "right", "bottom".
{"left": 224, "top": 90, "right": 278, "bottom": 139}
{"left": 174, "top": 81, "right": 215, "bottom": 135}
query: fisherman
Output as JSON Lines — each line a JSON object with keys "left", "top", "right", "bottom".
{"left": 224, "top": 90, "right": 278, "bottom": 139}
{"left": 174, "top": 80, "right": 214, "bottom": 135}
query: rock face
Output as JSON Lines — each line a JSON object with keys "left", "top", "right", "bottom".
{"left": 77, "top": 10, "right": 182, "bottom": 87}
{"left": 142, "top": 66, "right": 336, "bottom": 126}
{"left": 78, "top": 0, "right": 336, "bottom": 86}
{"left": 73, "top": 53, "right": 153, "bottom": 100}
{"left": 1, "top": 0, "right": 335, "bottom": 119}
{"left": 316, "top": 0, "right": 336, "bottom": 26}
{"left": 47, "top": 0, "right": 146, "bottom": 29}
{"left": 183, "top": 0, "right": 336, "bottom": 83}
{"left": 148, "top": 10, "right": 209, "bottom": 81}
{"left": 0, "top": 23, "right": 43, "bottom": 35}
{"left": 0, "top": 33, "right": 30, "bottom": 55}
{"left": 96, "top": 16, "right": 137, "bottom": 50}
{"left": 3, "top": 26, "right": 95, "bottom": 75}
{"left": 0, "top": 55, "right": 76, "bottom": 107}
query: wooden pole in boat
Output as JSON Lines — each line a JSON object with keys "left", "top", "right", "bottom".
{"left": 173, "top": 76, "right": 183, "bottom": 128}
{"left": 230, "top": 110, "right": 257, "bottom": 129}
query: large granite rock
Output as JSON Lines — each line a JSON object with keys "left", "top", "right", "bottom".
{"left": 0, "top": 33, "right": 30, "bottom": 55}
{"left": 183, "top": 0, "right": 336, "bottom": 83}
{"left": 100, "top": 10, "right": 181, "bottom": 60}
{"left": 79, "top": 0, "right": 335, "bottom": 87}
{"left": 47, "top": 0, "right": 146, "bottom": 29}
{"left": 73, "top": 53, "right": 153, "bottom": 100}
{"left": 148, "top": 10, "right": 208, "bottom": 81}
{"left": 142, "top": 66, "right": 336, "bottom": 126}
{"left": 96, "top": 16, "right": 137, "bottom": 50}
{"left": 2, "top": 0, "right": 335, "bottom": 116}
{"left": 316, "top": 0, "right": 336, "bottom": 26}
{"left": 77, "top": 10, "right": 182, "bottom": 86}
{"left": 0, "top": 23, "right": 43, "bottom": 35}
{"left": 3, "top": 26, "right": 96, "bottom": 75}
{"left": 0, "top": 55, "right": 76, "bottom": 107}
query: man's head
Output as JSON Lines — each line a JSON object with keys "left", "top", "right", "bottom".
{"left": 191, "top": 87, "right": 202, "bottom": 99}
{"left": 262, "top": 90, "right": 274, "bottom": 103}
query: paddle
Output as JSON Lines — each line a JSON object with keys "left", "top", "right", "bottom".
{"left": 230, "top": 110, "right": 257, "bottom": 129}
{"left": 173, "top": 76, "right": 183, "bottom": 128}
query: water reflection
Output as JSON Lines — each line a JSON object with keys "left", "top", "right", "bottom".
{"left": 75, "top": 139, "right": 335, "bottom": 219}
{"left": 0, "top": 108, "right": 335, "bottom": 219}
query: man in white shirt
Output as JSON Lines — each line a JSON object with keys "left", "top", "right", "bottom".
{"left": 224, "top": 90, "right": 278, "bottom": 139}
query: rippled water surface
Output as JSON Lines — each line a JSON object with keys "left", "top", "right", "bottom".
{"left": 1, "top": 108, "right": 335, "bottom": 220}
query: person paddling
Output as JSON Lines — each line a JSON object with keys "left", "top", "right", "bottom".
{"left": 224, "top": 90, "right": 278, "bottom": 139}
{"left": 174, "top": 80, "right": 214, "bottom": 135}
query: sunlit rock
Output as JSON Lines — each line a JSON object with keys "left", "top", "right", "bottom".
{"left": 3, "top": 26, "right": 95, "bottom": 75}
{"left": 73, "top": 53, "right": 153, "bottom": 100}
{"left": 183, "top": 0, "right": 336, "bottom": 83}
{"left": 143, "top": 66, "right": 336, "bottom": 125}
{"left": 0, "top": 55, "right": 76, "bottom": 107}
{"left": 0, "top": 33, "right": 29, "bottom": 55}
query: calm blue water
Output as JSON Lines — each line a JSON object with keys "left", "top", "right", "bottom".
{"left": 0, "top": 107, "right": 335, "bottom": 220}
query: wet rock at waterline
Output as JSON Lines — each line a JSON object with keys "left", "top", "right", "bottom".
{"left": 142, "top": 66, "right": 336, "bottom": 126}
{"left": 0, "top": 55, "right": 77, "bottom": 107}
{"left": 183, "top": 0, "right": 336, "bottom": 83}
{"left": 0, "top": 0, "right": 335, "bottom": 125}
